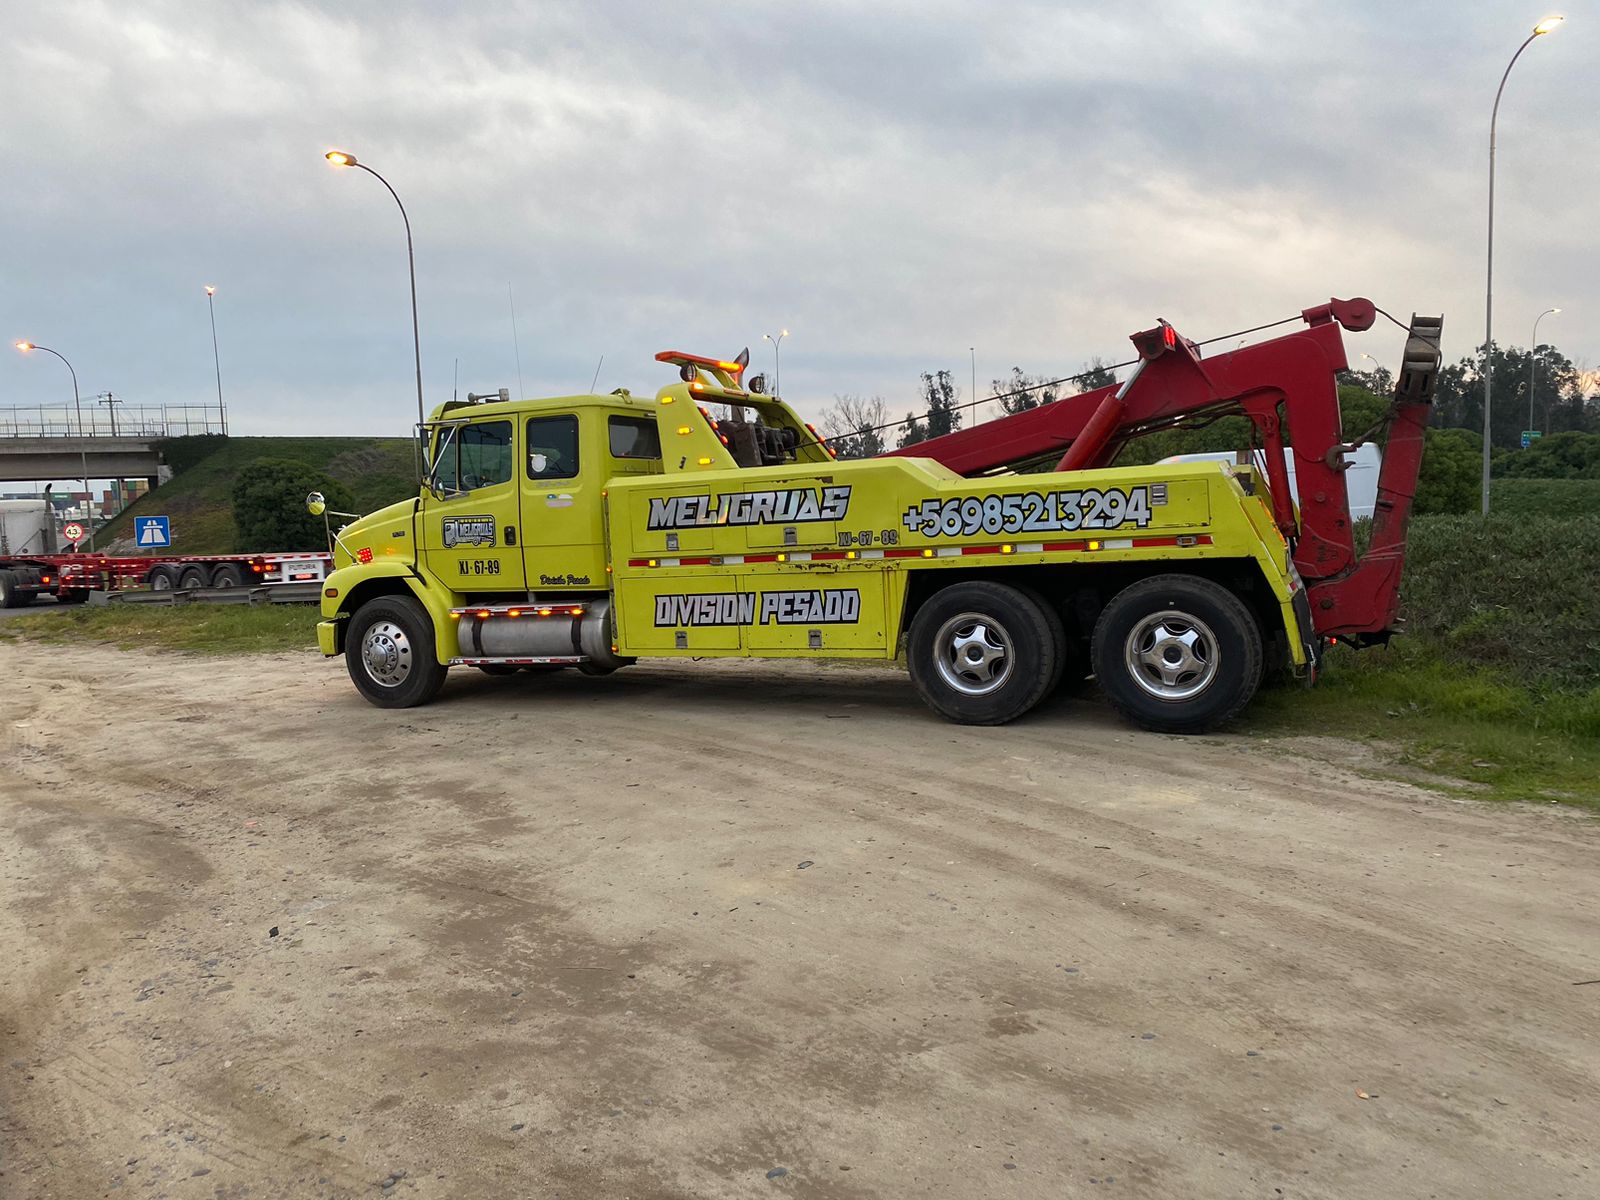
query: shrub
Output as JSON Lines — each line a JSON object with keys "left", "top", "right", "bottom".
{"left": 1397, "top": 513, "right": 1600, "bottom": 692}
{"left": 1489, "top": 477, "right": 1600, "bottom": 517}
{"left": 232, "top": 459, "right": 353, "bottom": 552}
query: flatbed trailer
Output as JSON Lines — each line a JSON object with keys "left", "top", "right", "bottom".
{"left": 0, "top": 550, "right": 333, "bottom": 607}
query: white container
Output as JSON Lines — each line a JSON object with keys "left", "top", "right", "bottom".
{"left": 0, "top": 499, "right": 54, "bottom": 555}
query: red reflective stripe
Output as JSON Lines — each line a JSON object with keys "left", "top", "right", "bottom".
{"left": 627, "top": 558, "right": 652, "bottom": 567}
{"left": 1043, "top": 540, "right": 1088, "bottom": 553}
{"left": 811, "top": 551, "right": 848, "bottom": 560}
{"left": 744, "top": 553, "right": 780, "bottom": 563}
{"left": 679, "top": 556, "right": 715, "bottom": 566}
{"left": 885, "top": 548, "right": 924, "bottom": 558}
{"left": 960, "top": 545, "right": 1002, "bottom": 555}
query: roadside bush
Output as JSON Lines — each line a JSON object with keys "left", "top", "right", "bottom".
{"left": 232, "top": 459, "right": 353, "bottom": 552}
{"left": 1496, "top": 431, "right": 1600, "bottom": 480}
{"left": 1490, "top": 477, "right": 1600, "bottom": 517}
{"left": 1397, "top": 512, "right": 1600, "bottom": 693}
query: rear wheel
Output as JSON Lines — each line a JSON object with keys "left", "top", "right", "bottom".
{"left": 146, "top": 565, "right": 180, "bottom": 591}
{"left": 177, "top": 564, "right": 210, "bottom": 590}
{"left": 1090, "top": 574, "right": 1262, "bottom": 734}
{"left": 907, "top": 581, "right": 1059, "bottom": 725}
{"left": 345, "top": 595, "right": 449, "bottom": 708}
{"left": 210, "top": 563, "right": 246, "bottom": 589}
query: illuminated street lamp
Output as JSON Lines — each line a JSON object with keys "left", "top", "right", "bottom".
{"left": 762, "top": 329, "right": 789, "bottom": 398}
{"left": 325, "top": 149, "right": 425, "bottom": 473}
{"left": 1529, "top": 306, "right": 1560, "bottom": 438}
{"left": 14, "top": 339, "right": 95, "bottom": 550}
{"left": 1482, "top": 15, "right": 1564, "bottom": 513}
{"left": 205, "top": 285, "right": 227, "bottom": 435}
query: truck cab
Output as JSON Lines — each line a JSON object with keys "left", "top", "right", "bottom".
{"left": 414, "top": 390, "right": 663, "bottom": 597}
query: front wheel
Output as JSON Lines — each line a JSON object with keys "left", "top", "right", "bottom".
{"left": 345, "top": 595, "right": 449, "bottom": 708}
{"left": 1091, "top": 574, "right": 1262, "bottom": 734}
{"left": 907, "top": 581, "right": 1060, "bottom": 725}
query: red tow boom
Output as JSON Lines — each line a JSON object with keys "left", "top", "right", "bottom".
{"left": 884, "top": 299, "right": 1443, "bottom": 644}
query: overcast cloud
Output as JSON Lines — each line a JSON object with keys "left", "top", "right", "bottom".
{"left": 2, "top": 1, "right": 1593, "bottom": 439}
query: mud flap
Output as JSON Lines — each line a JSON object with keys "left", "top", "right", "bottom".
{"left": 1291, "top": 589, "right": 1320, "bottom": 686}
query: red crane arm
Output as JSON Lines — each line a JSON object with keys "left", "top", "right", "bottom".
{"left": 882, "top": 298, "right": 1442, "bottom": 643}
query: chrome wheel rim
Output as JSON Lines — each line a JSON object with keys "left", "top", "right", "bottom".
{"left": 361, "top": 620, "right": 413, "bottom": 688}
{"left": 933, "top": 611, "right": 1014, "bottom": 697}
{"left": 1125, "top": 609, "right": 1219, "bottom": 701}
{"left": 150, "top": 574, "right": 172, "bottom": 591}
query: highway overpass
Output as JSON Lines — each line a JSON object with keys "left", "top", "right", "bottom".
{"left": 0, "top": 434, "right": 166, "bottom": 485}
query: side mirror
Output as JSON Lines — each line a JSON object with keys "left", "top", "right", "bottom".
{"left": 306, "top": 491, "right": 326, "bottom": 516}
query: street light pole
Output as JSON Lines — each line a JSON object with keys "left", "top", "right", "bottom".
{"left": 1529, "top": 306, "right": 1560, "bottom": 438}
{"left": 762, "top": 329, "right": 788, "bottom": 398}
{"left": 1482, "top": 16, "right": 1564, "bottom": 515}
{"left": 14, "top": 340, "right": 95, "bottom": 551}
{"left": 326, "top": 150, "right": 426, "bottom": 477}
{"left": 205, "top": 286, "right": 227, "bottom": 436}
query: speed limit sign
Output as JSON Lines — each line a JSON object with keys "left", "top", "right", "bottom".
{"left": 63, "top": 521, "right": 85, "bottom": 543}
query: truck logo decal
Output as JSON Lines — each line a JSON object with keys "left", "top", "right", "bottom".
{"left": 902, "top": 487, "right": 1156, "bottom": 538}
{"left": 647, "top": 486, "right": 851, "bottom": 531}
{"left": 442, "top": 515, "right": 497, "bottom": 548}
{"left": 654, "top": 588, "right": 861, "bottom": 627}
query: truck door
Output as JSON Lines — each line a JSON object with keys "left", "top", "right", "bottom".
{"left": 519, "top": 413, "right": 606, "bottom": 591}
{"left": 418, "top": 417, "right": 526, "bottom": 592}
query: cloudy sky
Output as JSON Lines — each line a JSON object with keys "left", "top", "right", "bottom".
{"left": 2, "top": 1, "right": 1592, "bottom": 442}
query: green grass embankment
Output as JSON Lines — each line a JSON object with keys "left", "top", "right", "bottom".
{"left": 97, "top": 435, "right": 415, "bottom": 553}
{"left": 0, "top": 603, "right": 321, "bottom": 655}
{"left": 1248, "top": 509, "right": 1600, "bottom": 807}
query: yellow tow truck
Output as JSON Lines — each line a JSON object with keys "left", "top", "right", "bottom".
{"left": 314, "top": 299, "right": 1440, "bottom": 732}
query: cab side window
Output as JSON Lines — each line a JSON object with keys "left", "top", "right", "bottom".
{"left": 435, "top": 420, "right": 513, "bottom": 493}
{"left": 608, "top": 415, "right": 661, "bottom": 460}
{"left": 528, "top": 415, "right": 580, "bottom": 480}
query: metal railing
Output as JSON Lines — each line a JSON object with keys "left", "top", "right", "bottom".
{"left": 0, "top": 404, "right": 224, "bottom": 439}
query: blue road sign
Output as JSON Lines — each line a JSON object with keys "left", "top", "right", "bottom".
{"left": 136, "top": 516, "right": 171, "bottom": 548}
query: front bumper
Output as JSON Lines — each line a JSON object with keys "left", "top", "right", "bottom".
{"left": 316, "top": 619, "right": 343, "bottom": 657}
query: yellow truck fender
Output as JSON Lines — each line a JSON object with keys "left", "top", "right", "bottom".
{"left": 318, "top": 561, "right": 461, "bottom": 664}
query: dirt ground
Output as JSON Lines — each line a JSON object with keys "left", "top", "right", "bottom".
{"left": 2, "top": 643, "right": 1596, "bottom": 1200}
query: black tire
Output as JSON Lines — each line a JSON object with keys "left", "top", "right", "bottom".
{"left": 210, "top": 563, "right": 246, "bottom": 589}
{"left": 1012, "top": 583, "right": 1068, "bottom": 697}
{"left": 344, "top": 595, "right": 449, "bottom": 708}
{"left": 1090, "top": 574, "right": 1263, "bottom": 734}
{"left": 177, "top": 564, "right": 210, "bottom": 590}
{"left": 907, "top": 580, "right": 1060, "bottom": 725}
{"left": 576, "top": 662, "right": 619, "bottom": 677}
{"left": 56, "top": 590, "right": 90, "bottom": 605}
{"left": 475, "top": 664, "right": 520, "bottom": 676}
{"left": 147, "top": 564, "right": 181, "bottom": 591}
{"left": 0, "top": 571, "right": 17, "bottom": 609}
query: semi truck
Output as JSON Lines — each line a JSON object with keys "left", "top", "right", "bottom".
{"left": 0, "top": 499, "right": 331, "bottom": 606}
{"left": 314, "top": 297, "right": 1441, "bottom": 732}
